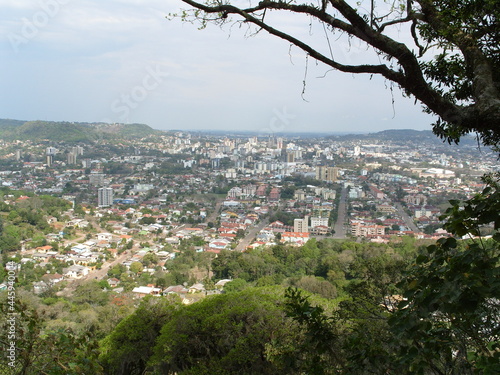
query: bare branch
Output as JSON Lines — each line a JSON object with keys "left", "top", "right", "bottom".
{"left": 377, "top": 12, "right": 424, "bottom": 33}
{"left": 180, "top": 0, "right": 406, "bottom": 81}
{"left": 410, "top": 19, "right": 426, "bottom": 56}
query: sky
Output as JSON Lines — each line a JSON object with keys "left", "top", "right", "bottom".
{"left": 0, "top": 0, "right": 438, "bottom": 134}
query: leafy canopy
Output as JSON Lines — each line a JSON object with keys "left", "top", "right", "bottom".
{"left": 175, "top": 0, "right": 499, "bottom": 146}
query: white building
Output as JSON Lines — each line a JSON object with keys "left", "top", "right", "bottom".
{"left": 63, "top": 265, "right": 89, "bottom": 279}
{"left": 98, "top": 187, "right": 113, "bottom": 207}
{"left": 310, "top": 217, "right": 329, "bottom": 228}
{"left": 294, "top": 216, "right": 309, "bottom": 233}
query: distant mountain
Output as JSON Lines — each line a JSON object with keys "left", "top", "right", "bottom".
{"left": 330, "top": 128, "right": 477, "bottom": 146}
{"left": 0, "top": 119, "right": 162, "bottom": 142}
{"left": 329, "top": 129, "right": 433, "bottom": 142}
{"left": 0, "top": 119, "right": 26, "bottom": 133}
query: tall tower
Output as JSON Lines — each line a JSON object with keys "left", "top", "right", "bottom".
{"left": 67, "top": 151, "right": 78, "bottom": 165}
{"left": 98, "top": 187, "right": 113, "bottom": 207}
{"left": 46, "top": 147, "right": 56, "bottom": 167}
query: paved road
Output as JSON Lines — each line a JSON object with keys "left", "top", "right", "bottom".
{"left": 234, "top": 218, "right": 270, "bottom": 251}
{"left": 206, "top": 198, "right": 224, "bottom": 224}
{"left": 86, "top": 250, "right": 132, "bottom": 281}
{"left": 395, "top": 203, "right": 419, "bottom": 232}
{"left": 332, "top": 187, "right": 348, "bottom": 239}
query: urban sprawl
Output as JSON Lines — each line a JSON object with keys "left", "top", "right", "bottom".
{"left": 1, "top": 130, "right": 498, "bottom": 300}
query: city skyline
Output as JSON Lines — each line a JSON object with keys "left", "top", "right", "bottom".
{"left": 1, "top": 1, "right": 436, "bottom": 134}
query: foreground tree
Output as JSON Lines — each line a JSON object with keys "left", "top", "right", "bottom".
{"left": 176, "top": 0, "right": 499, "bottom": 146}
{"left": 391, "top": 178, "right": 500, "bottom": 374}
{"left": 174, "top": 1, "right": 500, "bottom": 373}
{"left": 149, "top": 287, "right": 304, "bottom": 374}
{"left": 0, "top": 300, "right": 102, "bottom": 375}
{"left": 99, "top": 296, "right": 180, "bottom": 375}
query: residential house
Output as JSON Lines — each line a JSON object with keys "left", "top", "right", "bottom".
{"left": 281, "top": 232, "right": 310, "bottom": 245}
{"left": 132, "top": 286, "right": 162, "bottom": 298}
{"left": 63, "top": 265, "right": 89, "bottom": 279}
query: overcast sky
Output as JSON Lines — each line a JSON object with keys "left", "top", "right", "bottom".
{"left": 0, "top": 0, "right": 437, "bottom": 134}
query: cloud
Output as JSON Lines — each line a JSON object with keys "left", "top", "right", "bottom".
{"left": 0, "top": 0, "right": 434, "bottom": 133}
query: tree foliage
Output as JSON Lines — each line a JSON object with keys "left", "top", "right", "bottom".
{"left": 391, "top": 177, "right": 500, "bottom": 374}
{"left": 149, "top": 287, "right": 302, "bottom": 375}
{"left": 176, "top": 0, "right": 499, "bottom": 147}
{"left": 99, "top": 296, "right": 179, "bottom": 375}
{"left": 0, "top": 299, "right": 103, "bottom": 375}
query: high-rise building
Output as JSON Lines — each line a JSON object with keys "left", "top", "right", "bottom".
{"left": 46, "top": 147, "right": 57, "bottom": 156}
{"left": 276, "top": 137, "right": 284, "bottom": 149}
{"left": 98, "top": 187, "right": 113, "bottom": 207}
{"left": 67, "top": 152, "right": 77, "bottom": 165}
{"left": 294, "top": 216, "right": 309, "bottom": 233}
{"left": 72, "top": 146, "right": 84, "bottom": 156}
{"left": 316, "top": 166, "right": 339, "bottom": 182}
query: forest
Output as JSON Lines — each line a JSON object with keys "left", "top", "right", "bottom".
{"left": 1, "top": 216, "right": 499, "bottom": 374}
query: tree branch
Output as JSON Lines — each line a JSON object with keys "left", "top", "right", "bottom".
{"left": 180, "top": 0, "right": 405, "bottom": 80}
{"left": 178, "top": 0, "right": 500, "bottom": 144}
{"left": 415, "top": 0, "right": 500, "bottom": 137}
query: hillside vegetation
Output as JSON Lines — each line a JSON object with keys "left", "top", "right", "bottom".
{"left": 0, "top": 119, "right": 162, "bottom": 142}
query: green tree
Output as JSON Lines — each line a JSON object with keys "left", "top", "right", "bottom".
{"left": 129, "top": 261, "right": 143, "bottom": 275}
{"left": 142, "top": 253, "right": 159, "bottom": 267}
{"left": 391, "top": 180, "right": 500, "bottom": 374}
{"left": 0, "top": 299, "right": 103, "bottom": 375}
{"left": 139, "top": 216, "right": 156, "bottom": 225}
{"left": 292, "top": 276, "right": 338, "bottom": 299}
{"left": 108, "top": 264, "right": 127, "bottom": 279}
{"left": 72, "top": 280, "right": 109, "bottom": 307}
{"left": 223, "top": 277, "right": 248, "bottom": 293}
{"left": 177, "top": 0, "right": 499, "bottom": 147}
{"left": 150, "top": 288, "right": 302, "bottom": 375}
{"left": 99, "top": 296, "right": 179, "bottom": 375}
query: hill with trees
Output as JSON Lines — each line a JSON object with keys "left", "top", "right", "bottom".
{"left": 0, "top": 119, "right": 163, "bottom": 142}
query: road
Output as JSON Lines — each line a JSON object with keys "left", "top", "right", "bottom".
{"left": 234, "top": 218, "right": 270, "bottom": 251}
{"left": 206, "top": 198, "right": 224, "bottom": 224}
{"left": 332, "top": 187, "right": 348, "bottom": 239}
{"left": 56, "top": 249, "right": 133, "bottom": 297}
{"left": 395, "top": 203, "right": 420, "bottom": 233}
{"left": 86, "top": 250, "right": 132, "bottom": 281}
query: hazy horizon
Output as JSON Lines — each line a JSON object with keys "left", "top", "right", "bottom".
{"left": 1, "top": 1, "right": 436, "bottom": 134}
{"left": 1, "top": 117, "right": 437, "bottom": 137}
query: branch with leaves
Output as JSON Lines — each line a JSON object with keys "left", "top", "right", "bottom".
{"left": 175, "top": 0, "right": 499, "bottom": 146}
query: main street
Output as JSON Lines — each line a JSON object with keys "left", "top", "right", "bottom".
{"left": 234, "top": 218, "right": 270, "bottom": 252}
{"left": 332, "top": 187, "right": 348, "bottom": 239}
{"left": 395, "top": 203, "right": 419, "bottom": 233}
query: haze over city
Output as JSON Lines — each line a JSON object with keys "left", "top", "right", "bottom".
{"left": 1, "top": 0, "right": 436, "bottom": 134}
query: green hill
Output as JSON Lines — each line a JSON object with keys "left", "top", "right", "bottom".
{"left": 0, "top": 119, "right": 162, "bottom": 142}
{"left": 0, "top": 118, "right": 26, "bottom": 134}
{"left": 332, "top": 128, "right": 477, "bottom": 146}
{"left": 17, "top": 121, "right": 96, "bottom": 142}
